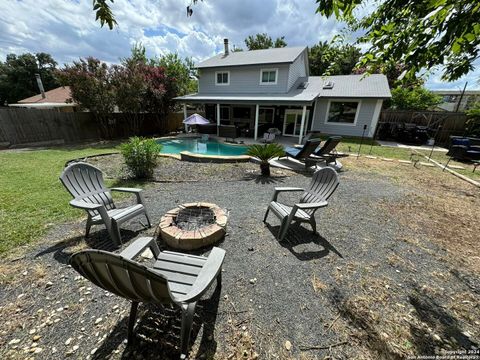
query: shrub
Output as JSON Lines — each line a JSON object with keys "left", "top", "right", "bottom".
{"left": 246, "top": 143, "right": 285, "bottom": 176}
{"left": 121, "top": 137, "right": 162, "bottom": 179}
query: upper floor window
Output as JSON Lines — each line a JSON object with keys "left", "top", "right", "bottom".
{"left": 260, "top": 68, "right": 278, "bottom": 85}
{"left": 215, "top": 71, "right": 230, "bottom": 85}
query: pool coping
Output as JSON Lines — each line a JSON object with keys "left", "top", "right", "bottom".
{"left": 156, "top": 135, "right": 252, "bottom": 163}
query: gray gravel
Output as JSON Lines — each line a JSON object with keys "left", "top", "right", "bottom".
{"left": 1, "top": 166, "right": 478, "bottom": 359}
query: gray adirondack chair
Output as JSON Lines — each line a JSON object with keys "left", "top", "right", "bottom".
{"left": 69, "top": 237, "right": 225, "bottom": 359}
{"left": 263, "top": 167, "right": 339, "bottom": 240}
{"left": 60, "top": 162, "right": 151, "bottom": 245}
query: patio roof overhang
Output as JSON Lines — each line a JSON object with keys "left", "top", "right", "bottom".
{"left": 174, "top": 94, "right": 316, "bottom": 107}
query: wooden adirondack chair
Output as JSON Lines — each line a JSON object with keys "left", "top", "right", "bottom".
{"left": 263, "top": 167, "right": 339, "bottom": 240}
{"left": 60, "top": 162, "right": 151, "bottom": 245}
{"left": 69, "top": 237, "right": 225, "bottom": 359}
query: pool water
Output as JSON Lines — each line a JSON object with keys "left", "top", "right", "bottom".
{"left": 157, "top": 138, "right": 248, "bottom": 156}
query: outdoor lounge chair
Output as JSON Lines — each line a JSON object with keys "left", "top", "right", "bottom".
{"left": 261, "top": 132, "right": 275, "bottom": 143}
{"left": 281, "top": 138, "right": 322, "bottom": 168}
{"left": 69, "top": 237, "right": 226, "bottom": 359}
{"left": 60, "top": 162, "right": 151, "bottom": 246}
{"left": 263, "top": 167, "right": 339, "bottom": 240}
{"left": 310, "top": 136, "right": 348, "bottom": 165}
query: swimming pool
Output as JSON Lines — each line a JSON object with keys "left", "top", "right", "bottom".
{"left": 157, "top": 137, "right": 248, "bottom": 156}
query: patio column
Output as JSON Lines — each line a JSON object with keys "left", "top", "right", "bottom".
{"left": 298, "top": 105, "right": 307, "bottom": 144}
{"left": 183, "top": 103, "right": 188, "bottom": 132}
{"left": 254, "top": 104, "right": 260, "bottom": 141}
{"left": 216, "top": 103, "right": 221, "bottom": 136}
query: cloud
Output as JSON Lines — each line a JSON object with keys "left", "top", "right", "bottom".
{"left": 0, "top": 0, "right": 478, "bottom": 89}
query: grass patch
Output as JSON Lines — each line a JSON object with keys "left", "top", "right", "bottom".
{"left": 0, "top": 144, "right": 120, "bottom": 255}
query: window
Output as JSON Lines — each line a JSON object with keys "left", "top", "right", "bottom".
{"left": 232, "top": 107, "right": 251, "bottom": 119}
{"left": 215, "top": 71, "right": 229, "bottom": 85}
{"left": 220, "top": 106, "right": 230, "bottom": 120}
{"left": 260, "top": 68, "right": 278, "bottom": 85}
{"left": 259, "top": 108, "right": 274, "bottom": 124}
{"left": 326, "top": 101, "right": 359, "bottom": 125}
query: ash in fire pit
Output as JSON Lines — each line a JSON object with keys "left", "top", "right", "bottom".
{"left": 175, "top": 206, "right": 215, "bottom": 231}
{"left": 159, "top": 202, "right": 228, "bottom": 250}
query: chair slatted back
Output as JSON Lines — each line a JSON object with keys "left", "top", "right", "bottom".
{"left": 70, "top": 250, "right": 172, "bottom": 304}
{"left": 300, "top": 167, "right": 339, "bottom": 214}
{"left": 60, "top": 162, "right": 115, "bottom": 216}
{"left": 296, "top": 138, "right": 322, "bottom": 159}
{"left": 314, "top": 136, "right": 342, "bottom": 156}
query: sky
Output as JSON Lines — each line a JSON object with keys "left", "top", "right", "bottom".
{"left": 0, "top": 0, "right": 478, "bottom": 91}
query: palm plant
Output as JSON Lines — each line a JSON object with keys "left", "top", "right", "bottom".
{"left": 246, "top": 143, "right": 285, "bottom": 176}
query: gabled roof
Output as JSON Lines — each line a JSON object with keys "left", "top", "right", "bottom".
{"left": 197, "top": 46, "right": 307, "bottom": 68}
{"left": 175, "top": 74, "right": 391, "bottom": 104}
{"left": 17, "top": 86, "right": 74, "bottom": 104}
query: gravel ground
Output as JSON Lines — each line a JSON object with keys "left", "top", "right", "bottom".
{"left": 1, "top": 158, "right": 479, "bottom": 360}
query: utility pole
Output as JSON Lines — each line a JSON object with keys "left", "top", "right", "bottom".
{"left": 455, "top": 82, "right": 468, "bottom": 112}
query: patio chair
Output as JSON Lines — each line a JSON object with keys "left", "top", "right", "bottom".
{"left": 281, "top": 138, "right": 322, "bottom": 168}
{"left": 69, "top": 237, "right": 225, "bottom": 360}
{"left": 60, "top": 162, "right": 151, "bottom": 246}
{"left": 261, "top": 132, "right": 275, "bottom": 143}
{"left": 263, "top": 167, "right": 339, "bottom": 240}
{"left": 310, "top": 136, "right": 348, "bottom": 165}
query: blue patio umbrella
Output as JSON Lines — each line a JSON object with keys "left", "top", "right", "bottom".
{"left": 183, "top": 113, "right": 210, "bottom": 125}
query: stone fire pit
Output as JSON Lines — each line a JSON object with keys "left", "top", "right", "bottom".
{"left": 159, "top": 202, "right": 228, "bottom": 250}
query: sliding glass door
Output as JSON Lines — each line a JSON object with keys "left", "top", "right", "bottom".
{"left": 283, "top": 109, "right": 309, "bottom": 136}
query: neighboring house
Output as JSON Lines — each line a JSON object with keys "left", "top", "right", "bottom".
{"left": 175, "top": 40, "right": 391, "bottom": 143}
{"left": 9, "top": 86, "right": 77, "bottom": 112}
{"left": 431, "top": 90, "right": 480, "bottom": 112}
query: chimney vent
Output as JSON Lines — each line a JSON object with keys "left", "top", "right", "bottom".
{"left": 35, "top": 74, "right": 46, "bottom": 99}
{"left": 224, "top": 38, "right": 229, "bottom": 56}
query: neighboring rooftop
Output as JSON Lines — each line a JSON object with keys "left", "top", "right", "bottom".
{"left": 17, "top": 86, "right": 74, "bottom": 104}
{"left": 197, "top": 46, "right": 307, "bottom": 68}
{"left": 431, "top": 89, "right": 480, "bottom": 95}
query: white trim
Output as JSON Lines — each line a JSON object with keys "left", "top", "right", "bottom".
{"left": 259, "top": 68, "right": 278, "bottom": 85}
{"left": 254, "top": 104, "right": 260, "bottom": 141}
{"left": 183, "top": 103, "right": 188, "bottom": 132}
{"left": 216, "top": 103, "right": 221, "bottom": 136}
{"left": 215, "top": 71, "right": 230, "bottom": 86}
{"left": 324, "top": 99, "right": 361, "bottom": 126}
{"left": 310, "top": 98, "right": 318, "bottom": 131}
{"left": 369, "top": 99, "right": 383, "bottom": 137}
{"left": 298, "top": 105, "right": 307, "bottom": 144}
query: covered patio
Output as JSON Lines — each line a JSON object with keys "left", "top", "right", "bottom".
{"left": 175, "top": 94, "right": 317, "bottom": 144}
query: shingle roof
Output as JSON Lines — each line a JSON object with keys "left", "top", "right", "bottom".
{"left": 17, "top": 86, "right": 74, "bottom": 104}
{"left": 197, "top": 47, "right": 307, "bottom": 68}
{"left": 175, "top": 74, "right": 391, "bottom": 103}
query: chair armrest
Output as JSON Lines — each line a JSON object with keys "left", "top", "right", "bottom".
{"left": 296, "top": 201, "right": 328, "bottom": 210}
{"left": 175, "top": 247, "right": 226, "bottom": 303}
{"left": 69, "top": 199, "right": 103, "bottom": 210}
{"left": 111, "top": 187, "right": 143, "bottom": 193}
{"left": 111, "top": 187, "right": 145, "bottom": 205}
{"left": 272, "top": 187, "right": 304, "bottom": 201}
{"left": 120, "top": 237, "right": 160, "bottom": 260}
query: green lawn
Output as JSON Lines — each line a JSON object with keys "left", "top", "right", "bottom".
{"left": 0, "top": 144, "right": 120, "bottom": 255}
{"left": 335, "top": 137, "right": 480, "bottom": 181}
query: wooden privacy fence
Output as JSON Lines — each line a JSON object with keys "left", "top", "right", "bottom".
{"left": 378, "top": 110, "right": 467, "bottom": 145}
{"left": 0, "top": 108, "right": 183, "bottom": 148}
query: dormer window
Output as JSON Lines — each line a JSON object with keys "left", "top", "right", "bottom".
{"left": 215, "top": 71, "right": 230, "bottom": 85}
{"left": 260, "top": 68, "right": 278, "bottom": 85}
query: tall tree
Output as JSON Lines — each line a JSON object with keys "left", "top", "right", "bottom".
{"left": 309, "top": 41, "right": 361, "bottom": 76}
{"left": 389, "top": 86, "right": 442, "bottom": 110}
{"left": 57, "top": 57, "right": 116, "bottom": 138}
{"left": 316, "top": 0, "right": 480, "bottom": 82}
{"left": 152, "top": 53, "right": 197, "bottom": 95}
{"left": 0, "top": 52, "right": 59, "bottom": 105}
{"left": 245, "top": 33, "right": 287, "bottom": 50}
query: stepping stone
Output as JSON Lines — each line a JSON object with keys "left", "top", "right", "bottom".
{"left": 419, "top": 162, "right": 435, "bottom": 167}
{"left": 365, "top": 155, "right": 377, "bottom": 159}
{"left": 398, "top": 160, "right": 412, "bottom": 164}
{"left": 381, "top": 158, "right": 394, "bottom": 161}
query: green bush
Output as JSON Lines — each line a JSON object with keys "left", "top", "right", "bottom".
{"left": 246, "top": 143, "right": 285, "bottom": 176}
{"left": 121, "top": 137, "right": 162, "bottom": 179}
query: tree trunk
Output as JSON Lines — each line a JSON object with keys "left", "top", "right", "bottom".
{"left": 260, "top": 161, "right": 271, "bottom": 176}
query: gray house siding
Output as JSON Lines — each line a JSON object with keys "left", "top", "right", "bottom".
{"left": 287, "top": 53, "right": 307, "bottom": 91}
{"left": 198, "top": 64, "right": 290, "bottom": 94}
{"left": 311, "top": 98, "right": 382, "bottom": 138}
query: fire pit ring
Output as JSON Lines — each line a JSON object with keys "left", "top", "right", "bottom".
{"left": 159, "top": 202, "right": 228, "bottom": 250}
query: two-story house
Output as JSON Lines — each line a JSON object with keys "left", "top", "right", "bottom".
{"left": 175, "top": 40, "right": 391, "bottom": 144}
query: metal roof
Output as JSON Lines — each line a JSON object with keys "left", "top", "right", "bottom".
{"left": 175, "top": 74, "right": 391, "bottom": 104}
{"left": 197, "top": 46, "right": 307, "bottom": 68}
